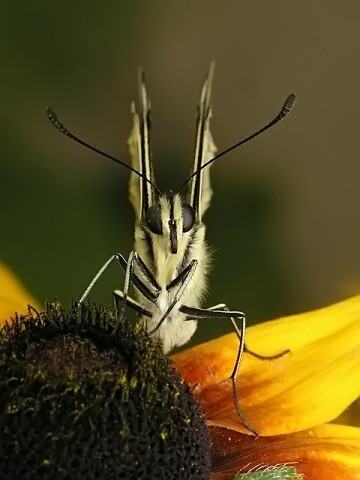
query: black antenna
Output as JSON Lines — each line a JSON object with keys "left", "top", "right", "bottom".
{"left": 179, "top": 93, "right": 296, "bottom": 191}
{"left": 46, "top": 107, "right": 161, "bottom": 196}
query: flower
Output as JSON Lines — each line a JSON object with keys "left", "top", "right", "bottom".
{"left": 172, "top": 296, "right": 360, "bottom": 479}
{"left": 1, "top": 263, "right": 360, "bottom": 479}
{"left": 0, "top": 303, "right": 211, "bottom": 479}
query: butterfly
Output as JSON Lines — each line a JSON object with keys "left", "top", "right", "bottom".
{"left": 47, "top": 64, "right": 295, "bottom": 435}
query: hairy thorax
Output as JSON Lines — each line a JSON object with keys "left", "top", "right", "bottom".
{"left": 133, "top": 220, "right": 210, "bottom": 352}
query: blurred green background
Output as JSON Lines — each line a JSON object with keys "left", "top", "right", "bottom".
{"left": 1, "top": 1, "right": 359, "bottom": 347}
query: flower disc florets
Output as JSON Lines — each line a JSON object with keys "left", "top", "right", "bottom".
{"left": 0, "top": 302, "right": 211, "bottom": 479}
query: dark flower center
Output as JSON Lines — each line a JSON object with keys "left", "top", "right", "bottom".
{"left": 0, "top": 302, "right": 211, "bottom": 479}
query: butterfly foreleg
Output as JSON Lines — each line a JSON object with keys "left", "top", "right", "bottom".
{"left": 114, "top": 250, "right": 163, "bottom": 327}
{"left": 78, "top": 252, "right": 159, "bottom": 305}
{"left": 149, "top": 259, "right": 198, "bottom": 335}
{"left": 112, "top": 289, "right": 152, "bottom": 334}
{"left": 79, "top": 254, "right": 120, "bottom": 305}
{"left": 113, "top": 290, "right": 152, "bottom": 318}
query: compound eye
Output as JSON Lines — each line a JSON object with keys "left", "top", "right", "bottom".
{"left": 144, "top": 204, "right": 163, "bottom": 234}
{"left": 182, "top": 203, "right": 195, "bottom": 233}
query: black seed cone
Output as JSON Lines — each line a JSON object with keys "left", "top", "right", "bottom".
{"left": 0, "top": 302, "right": 211, "bottom": 479}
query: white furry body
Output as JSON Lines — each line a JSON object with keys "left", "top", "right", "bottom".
{"left": 133, "top": 195, "right": 211, "bottom": 353}
{"left": 126, "top": 66, "right": 215, "bottom": 354}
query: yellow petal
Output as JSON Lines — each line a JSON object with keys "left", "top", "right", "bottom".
{"left": 172, "top": 296, "right": 360, "bottom": 435}
{"left": 0, "top": 262, "right": 41, "bottom": 324}
{"left": 211, "top": 424, "right": 360, "bottom": 480}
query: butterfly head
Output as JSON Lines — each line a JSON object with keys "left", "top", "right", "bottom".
{"left": 143, "top": 193, "right": 196, "bottom": 255}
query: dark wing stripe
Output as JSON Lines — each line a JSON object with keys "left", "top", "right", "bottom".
{"left": 138, "top": 70, "right": 154, "bottom": 216}
{"left": 189, "top": 64, "right": 214, "bottom": 220}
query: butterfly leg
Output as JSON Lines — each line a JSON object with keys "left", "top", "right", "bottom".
{"left": 111, "top": 290, "right": 152, "bottom": 336}
{"left": 78, "top": 252, "right": 159, "bottom": 304}
{"left": 113, "top": 290, "right": 152, "bottom": 318}
{"left": 180, "top": 304, "right": 258, "bottom": 436}
{"left": 149, "top": 260, "right": 198, "bottom": 335}
{"left": 202, "top": 304, "right": 290, "bottom": 361}
{"left": 79, "top": 254, "right": 119, "bottom": 304}
{"left": 113, "top": 250, "right": 163, "bottom": 332}
{"left": 244, "top": 344, "right": 290, "bottom": 361}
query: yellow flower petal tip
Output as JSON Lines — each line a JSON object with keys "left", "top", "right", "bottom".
{"left": 172, "top": 296, "right": 360, "bottom": 436}
{"left": 0, "top": 262, "right": 41, "bottom": 324}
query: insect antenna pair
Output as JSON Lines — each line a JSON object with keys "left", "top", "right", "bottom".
{"left": 47, "top": 64, "right": 295, "bottom": 436}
